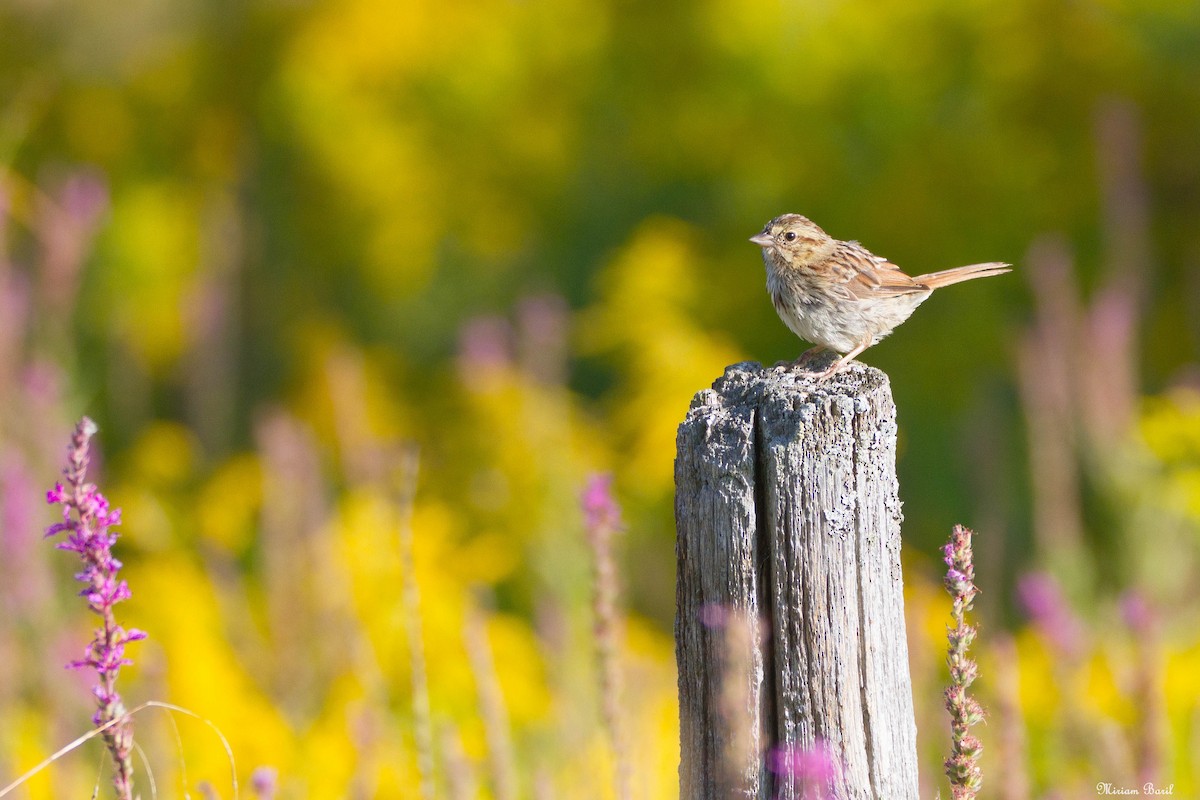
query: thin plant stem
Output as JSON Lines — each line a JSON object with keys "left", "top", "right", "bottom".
{"left": 394, "top": 445, "right": 435, "bottom": 800}
{"left": 464, "top": 605, "right": 518, "bottom": 800}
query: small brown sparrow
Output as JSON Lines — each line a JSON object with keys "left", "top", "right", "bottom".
{"left": 751, "top": 214, "right": 1010, "bottom": 381}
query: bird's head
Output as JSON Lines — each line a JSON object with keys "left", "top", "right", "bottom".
{"left": 750, "top": 214, "right": 834, "bottom": 269}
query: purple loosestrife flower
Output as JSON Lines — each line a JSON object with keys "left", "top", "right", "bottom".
{"left": 38, "top": 170, "right": 108, "bottom": 317}
{"left": 768, "top": 740, "right": 840, "bottom": 799}
{"left": 1118, "top": 589, "right": 1154, "bottom": 636}
{"left": 3, "top": 453, "right": 51, "bottom": 612}
{"left": 45, "top": 417, "right": 145, "bottom": 800}
{"left": 581, "top": 473, "right": 631, "bottom": 800}
{"left": 516, "top": 292, "right": 570, "bottom": 386}
{"left": 457, "top": 315, "right": 514, "bottom": 391}
{"left": 1120, "top": 589, "right": 1164, "bottom": 785}
{"left": 1016, "top": 571, "right": 1084, "bottom": 658}
{"left": 250, "top": 766, "right": 279, "bottom": 799}
{"left": 943, "top": 525, "right": 984, "bottom": 800}
{"left": 582, "top": 473, "right": 622, "bottom": 533}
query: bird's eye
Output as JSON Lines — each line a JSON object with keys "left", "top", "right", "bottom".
{"left": 784, "top": 231, "right": 797, "bottom": 242}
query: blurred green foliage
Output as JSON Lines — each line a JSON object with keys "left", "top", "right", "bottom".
{"left": 3, "top": 0, "right": 1200, "bottom": 796}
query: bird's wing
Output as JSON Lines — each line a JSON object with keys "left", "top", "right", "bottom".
{"left": 834, "top": 241, "right": 930, "bottom": 299}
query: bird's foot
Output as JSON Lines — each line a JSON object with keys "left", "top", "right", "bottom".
{"left": 787, "top": 347, "right": 841, "bottom": 380}
{"left": 808, "top": 338, "right": 871, "bottom": 383}
{"left": 794, "top": 347, "right": 827, "bottom": 368}
{"left": 812, "top": 357, "right": 853, "bottom": 383}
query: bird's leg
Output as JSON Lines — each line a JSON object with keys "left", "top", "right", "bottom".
{"left": 814, "top": 338, "right": 872, "bottom": 383}
{"left": 795, "top": 346, "right": 827, "bottom": 367}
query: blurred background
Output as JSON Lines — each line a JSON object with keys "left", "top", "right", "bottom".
{"left": 2, "top": 0, "right": 1200, "bottom": 796}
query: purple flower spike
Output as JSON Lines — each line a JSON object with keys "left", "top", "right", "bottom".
{"left": 581, "top": 473, "right": 622, "bottom": 533}
{"left": 1017, "top": 571, "right": 1083, "bottom": 657}
{"left": 581, "top": 472, "right": 632, "bottom": 800}
{"left": 1119, "top": 590, "right": 1155, "bottom": 635}
{"left": 45, "top": 417, "right": 141, "bottom": 800}
{"left": 942, "top": 525, "right": 984, "bottom": 800}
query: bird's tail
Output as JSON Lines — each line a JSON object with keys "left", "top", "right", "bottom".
{"left": 913, "top": 262, "right": 1011, "bottom": 290}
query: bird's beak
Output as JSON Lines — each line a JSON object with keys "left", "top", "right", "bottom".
{"left": 749, "top": 232, "right": 774, "bottom": 247}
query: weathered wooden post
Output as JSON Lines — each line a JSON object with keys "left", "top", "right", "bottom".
{"left": 675, "top": 361, "right": 918, "bottom": 799}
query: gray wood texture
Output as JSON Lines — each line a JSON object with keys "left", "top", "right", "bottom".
{"left": 675, "top": 361, "right": 918, "bottom": 799}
